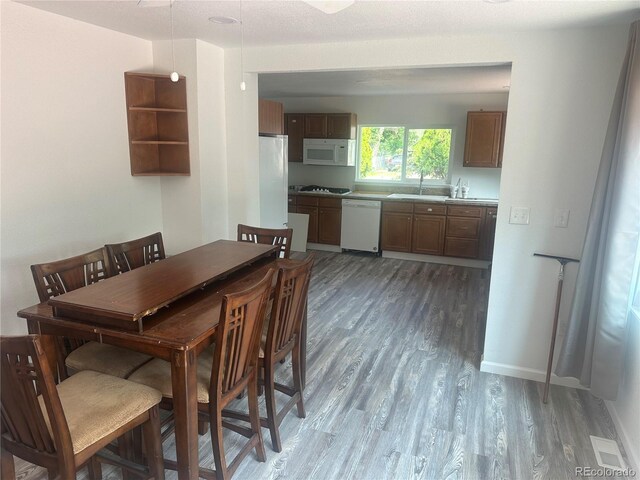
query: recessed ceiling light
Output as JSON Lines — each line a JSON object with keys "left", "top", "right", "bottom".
{"left": 209, "top": 16, "right": 240, "bottom": 25}
{"left": 303, "top": 1, "right": 355, "bottom": 14}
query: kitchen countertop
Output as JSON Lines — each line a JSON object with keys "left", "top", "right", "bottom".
{"left": 290, "top": 190, "right": 499, "bottom": 207}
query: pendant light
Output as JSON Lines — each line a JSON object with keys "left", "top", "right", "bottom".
{"left": 169, "top": 0, "right": 179, "bottom": 82}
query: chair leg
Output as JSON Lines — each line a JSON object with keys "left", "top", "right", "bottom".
{"left": 1, "top": 447, "right": 15, "bottom": 480}
{"left": 263, "top": 364, "right": 282, "bottom": 453}
{"left": 87, "top": 456, "right": 102, "bottom": 480}
{"left": 210, "top": 407, "right": 229, "bottom": 480}
{"left": 292, "top": 342, "right": 306, "bottom": 418}
{"left": 198, "top": 419, "right": 209, "bottom": 436}
{"left": 142, "top": 406, "right": 165, "bottom": 480}
{"left": 47, "top": 468, "right": 58, "bottom": 480}
{"left": 118, "top": 431, "right": 135, "bottom": 480}
{"left": 248, "top": 377, "right": 267, "bottom": 461}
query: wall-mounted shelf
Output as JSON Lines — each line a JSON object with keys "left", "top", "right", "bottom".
{"left": 124, "top": 72, "right": 190, "bottom": 176}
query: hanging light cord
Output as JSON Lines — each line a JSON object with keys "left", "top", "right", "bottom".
{"left": 240, "top": 0, "right": 246, "bottom": 90}
{"left": 170, "top": 0, "right": 176, "bottom": 73}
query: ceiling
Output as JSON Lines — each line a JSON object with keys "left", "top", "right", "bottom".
{"left": 258, "top": 64, "right": 513, "bottom": 97}
{"left": 19, "top": 1, "right": 636, "bottom": 98}
{"left": 19, "top": 1, "right": 639, "bottom": 49}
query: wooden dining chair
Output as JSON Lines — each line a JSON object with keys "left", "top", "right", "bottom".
{"left": 31, "top": 248, "right": 152, "bottom": 380}
{"left": 105, "top": 232, "right": 165, "bottom": 275}
{"left": 225, "top": 254, "right": 314, "bottom": 453}
{"left": 128, "top": 269, "right": 275, "bottom": 480}
{"left": 0, "top": 335, "right": 165, "bottom": 480}
{"left": 237, "top": 224, "right": 293, "bottom": 259}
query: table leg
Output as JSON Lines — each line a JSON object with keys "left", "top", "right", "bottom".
{"left": 171, "top": 349, "right": 199, "bottom": 480}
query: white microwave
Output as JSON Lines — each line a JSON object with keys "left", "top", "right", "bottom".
{"left": 303, "top": 139, "right": 355, "bottom": 167}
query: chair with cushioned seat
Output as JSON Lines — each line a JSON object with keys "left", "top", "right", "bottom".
{"left": 31, "top": 248, "right": 153, "bottom": 380}
{"left": 0, "top": 334, "right": 164, "bottom": 480}
{"left": 129, "top": 269, "right": 275, "bottom": 480}
{"left": 237, "top": 224, "right": 293, "bottom": 259}
{"left": 105, "top": 232, "right": 165, "bottom": 276}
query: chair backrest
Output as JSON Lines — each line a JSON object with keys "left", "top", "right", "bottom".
{"left": 210, "top": 269, "right": 275, "bottom": 402}
{"left": 237, "top": 224, "right": 293, "bottom": 259}
{"left": 105, "top": 232, "right": 165, "bottom": 275}
{"left": 265, "top": 254, "right": 315, "bottom": 360}
{"left": 30, "top": 247, "right": 111, "bottom": 303}
{"left": 1, "top": 335, "right": 74, "bottom": 469}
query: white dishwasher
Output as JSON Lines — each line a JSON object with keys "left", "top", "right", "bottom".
{"left": 340, "top": 199, "right": 381, "bottom": 253}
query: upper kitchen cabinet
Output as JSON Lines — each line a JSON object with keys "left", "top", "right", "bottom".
{"left": 285, "top": 114, "right": 304, "bottom": 162}
{"left": 259, "top": 99, "right": 284, "bottom": 135}
{"left": 463, "top": 111, "right": 506, "bottom": 168}
{"left": 304, "top": 114, "right": 328, "bottom": 138}
{"left": 124, "top": 72, "right": 190, "bottom": 176}
{"left": 303, "top": 113, "right": 358, "bottom": 139}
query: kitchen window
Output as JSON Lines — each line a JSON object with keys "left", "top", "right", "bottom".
{"left": 357, "top": 125, "right": 453, "bottom": 183}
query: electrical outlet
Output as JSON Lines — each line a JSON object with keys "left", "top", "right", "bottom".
{"left": 554, "top": 209, "right": 570, "bottom": 228}
{"left": 509, "top": 207, "right": 530, "bottom": 225}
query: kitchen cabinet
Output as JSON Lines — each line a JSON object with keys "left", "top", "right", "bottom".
{"left": 124, "top": 72, "right": 190, "bottom": 176}
{"left": 480, "top": 207, "right": 498, "bottom": 260}
{"left": 327, "top": 113, "right": 357, "bottom": 139}
{"left": 381, "top": 202, "right": 414, "bottom": 253}
{"left": 285, "top": 114, "right": 304, "bottom": 162}
{"left": 304, "top": 114, "right": 328, "bottom": 138}
{"left": 259, "top": 99, "right": 284, "bottom": 135}
{"left": 318, "top": 198, "right": 342, "bottom": 245}
{"left": 463, "top": 111, "right": 506, "bottom": 168}
{"left": 412, "top": 203, "right": 446, "bottom": 255}
{"left": 299, "top": 113, "right": 358, "bottom": 139}
{"left": 444, "top": 205, "right": 483, "bottom": 258}
{"left": 290, "top": 195, "right": 342, "bottom": 245}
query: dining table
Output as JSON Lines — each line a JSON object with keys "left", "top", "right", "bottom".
{"left": 17, "top": 239, "right": 308, "bottom": 480}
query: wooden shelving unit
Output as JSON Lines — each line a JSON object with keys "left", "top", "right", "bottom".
{"left": 124, "top": 72, "right": 190, "bottom": 176}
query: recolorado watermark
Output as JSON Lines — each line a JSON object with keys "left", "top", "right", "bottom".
{"left": 576, "top": 467, "right": 636, "bottom": 477}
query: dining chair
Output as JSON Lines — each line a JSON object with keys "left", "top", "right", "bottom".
{"left": 0, "top": 334, "right": 165, "bottom": 480}
{"left": 30, "top": 248, "right": 152, "bottom": 380}
{"left": 105, "top": 232, "right": 165, "bottom": 275}
{"left": 225, "top": 254, "right": 314, "bottom": 453}
{"left": 237, "top": 224, "right": 293, "bottom": 259}
{"left": 128, "top": 269, "right": 275, "bottom": 480}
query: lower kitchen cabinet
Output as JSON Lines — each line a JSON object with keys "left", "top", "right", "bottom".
{"left": 381, "top": 211, "right": 413, "bottom": 252}
{"left": 289, "top": 195, "right": 342, "bottom": 246}
{"left": 412, "top": 215, "right": 446, "bottom": 255}
{"left": 296, "top": 205, "right": 318, "bottom": 243}
{"left": 318, "top": 208, "right": 341, "bottom": 245}
{"left": 480, "top": 207, "right": 498, "bottom": 260}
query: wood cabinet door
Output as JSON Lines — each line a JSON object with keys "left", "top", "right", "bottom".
{"left": 480, "top": 208, "right": 498, "bottom": 260}
{"left": 304, "top": 114, "right": 327, "bottom": 138}
{"left": 318, "top": 207, "right": 342, "bottom": 245}
{"left": 444, "top": 238, "right": 479, "bottom": 259}
{"left": 463, "top": 111, "right": 504, "bottom": 168}
{"left": 296, "top": 206, "right": 318, "bottom": 243}
{"left": 412, "top": 215, "right": 446, "bottom": 255}
{"left": 285, "top": 114, "right": 304, "bottom": 162}
{"left": 327, "top": 114, "right": 356, "bottom": 139}
{"left": 258, "top": 99, "right": 284, "bottom": 135}
{"left": 381, "top": 212, "right": 413, "bottom": 252}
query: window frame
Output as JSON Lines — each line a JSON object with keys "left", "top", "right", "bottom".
{"left": 355, "top": 123, "right": 456, "bottom": 185}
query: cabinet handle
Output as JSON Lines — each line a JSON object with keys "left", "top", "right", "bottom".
{"left": 427, "top": 208, "right": 433, "bottom": 212}
{"left": 492, "top": 215, "right": 497, "bottom": 219}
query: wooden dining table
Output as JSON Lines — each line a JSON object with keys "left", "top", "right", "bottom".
{"left": 17, "top": 240, "right": 308, "bottom": 480}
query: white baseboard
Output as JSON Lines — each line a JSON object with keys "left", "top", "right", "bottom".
{"left": 307, "top": 243, "right": 342, "bottom": 253}
{"left": 382, "top": 251, "right": 491, "bottom": 269}
{"left": 480, "top": 360, "right": 588, "bottom": 390}
{"left": 605, "top": 400, "right": 639, "bottom": 473}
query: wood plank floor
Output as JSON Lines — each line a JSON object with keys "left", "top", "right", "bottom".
{"left": 13, "top": 251, "right": 629, "bottom": 480}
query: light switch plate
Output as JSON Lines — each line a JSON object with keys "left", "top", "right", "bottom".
{"left": 554, "top": 209, "right": 570, "bottom": 228}
{"left": 509, "top": 207, "right": 530, "bottom": 225}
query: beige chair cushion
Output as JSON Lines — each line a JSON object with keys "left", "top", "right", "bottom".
{"left": 65, "top": 341, "right": 152, "bottom": 378}
{"left": 129, "top": 346, "right": 215, "bottom": 403}
{"left": 40, "top": 370, "right": 161, "bottom": 454}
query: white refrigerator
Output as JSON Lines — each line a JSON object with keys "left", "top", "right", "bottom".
{"left": 259, "top": 135, "right": 288, "bottom": 229}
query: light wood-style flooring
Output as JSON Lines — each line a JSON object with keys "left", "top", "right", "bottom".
{"left": 13, "top": 251, "right": 628, "bottom": 479}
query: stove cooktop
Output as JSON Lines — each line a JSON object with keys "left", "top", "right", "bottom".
{"left": 299, "top": 185, "right": 351, "bottom": 195}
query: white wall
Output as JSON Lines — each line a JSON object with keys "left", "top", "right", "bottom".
{"left": 153, "top": 39, "right": 229, "bottom": 254}
{"left": 274, "top": 93, "right": 508, "bottom": 198}
{"left": 0, "top": 2, "right": 162, "bottom": 335}
{"left": 229, "top": 25, "right": 630, "bottom": 382}
{"left": 607, "top": 312, "right": 640, "bottom": 471}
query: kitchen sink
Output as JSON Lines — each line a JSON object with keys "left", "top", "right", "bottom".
{"left": 386, "top": 193, "right": 448, "bottom": 202}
